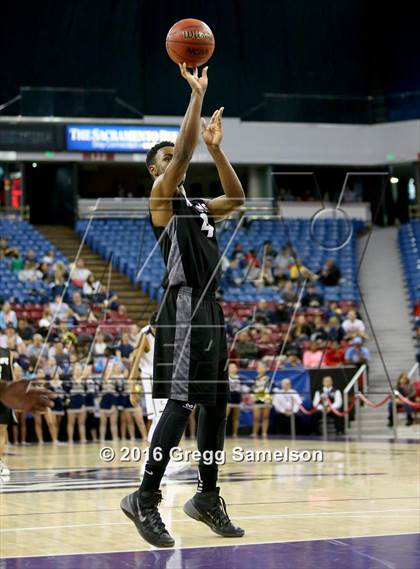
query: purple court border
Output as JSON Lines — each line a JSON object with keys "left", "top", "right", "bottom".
{"left": 1, "top": 533, "right": 419, "bottom": 569}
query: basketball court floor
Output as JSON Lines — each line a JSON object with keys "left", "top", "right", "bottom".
{"left": 1, "top": 437, "right": 419, "bottom": 568}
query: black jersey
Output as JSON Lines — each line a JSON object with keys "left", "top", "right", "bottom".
{"left": 0, "top": 348, "right": 12, "bottom": 382}
{"left": 151, "top": 188, "right": 221, "bottom": 293}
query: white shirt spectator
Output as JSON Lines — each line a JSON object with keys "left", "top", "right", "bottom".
{"left": 313, "top": 387, "right": 343, "bottom": 410}
{"left": 272, "top": 388, "right": 302, "bottom": 414}
{"left": 341, "top": 317, "right": 365, "bottom": 336}
{"left": 49, "top": 300, "right": 71, "bottom": 321}
{"left": 71, "top": 265, "right": 91, "bottom": 283}
{"left": 83, "top": 280, "right": 102, "bottom": 295}
{"left": 0, "top": 332, "right": 23, "bottom": 349}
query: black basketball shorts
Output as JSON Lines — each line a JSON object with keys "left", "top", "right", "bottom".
{"left": 153, "top": 286, "right": 229, "bottom": 406}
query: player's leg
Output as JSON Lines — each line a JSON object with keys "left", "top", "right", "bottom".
{"left": 120, "top": 398, "right": 193, "bottom": 547}
{"left": 183, "top": 385, "right": 244, "bottom": 537}
{"left": 110, "top": 407, "right": 119, "bottom": 441}
{"left": 0, "top": 422, "right": 10, "bottom": 476}
{"left": 99, "top": 411, "right": 107, "bottom": 441}
{"left": 132, "top": 407, "right": 148, "bottom": 440}
{"left": 45, "top": 410, "right": 57, "bottom": 443}
{"left": 252, "top": 405, "right": 262, "bottom": 436}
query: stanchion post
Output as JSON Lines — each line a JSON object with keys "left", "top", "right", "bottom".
{"left": 392, "top": 391, "right": 398, "bottom": 441}
{"left": 356, "top": 389, "right": 362, "bottom": 440}
{"left": 344, "top": 392, "right": 349, "bottom": 434}
{"left": 290, "top": 412, "right": 296, "bottom": 439}
{"left": 322, "top": 408, "right": 327, "bottom": 439}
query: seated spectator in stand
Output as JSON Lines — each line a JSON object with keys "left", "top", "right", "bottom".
{"left": 27, "top": 334, "right": 48, "bottom": 362}
{"left": 310, "top": 315, "right": 328, "bottom": 341}
{"left": 268, "top": 299, "right": 290, "bottom": 324}
{"left": 234, "top": 330, "right": 259, "bottom": 361}
{"left": 38, "top": 261, "right": 51, "bottom": 280}
{"left": 0, "top": 325, "right": 23, "bottom": 350}
{"left": 302, "top": 284, "right": 323, "bottom": 307}
{"left": 289, "top": 260, "right": 310, "bottom": 281}
{"left": 254, "top": 300, "right": 270, "bottom": 325}
{"left": 49, "top": 270, "right": 67, "bottom": 299}
{"left": 273, "top": 245, "right": 293, "bottom": 281}
{"left": 18, "top": 259, "right": 42, "bottom": 282}
{"left": 322, "top": 341, "right": 345, "bottom": 367}
{"left": 303, "top": 340, "right": 324, "bottom": 368}
{"left": 49, "top": 294, "right": 71, "bottom": 323}
{"left": 342, "top": 310, "right": 367, "bottom": 340}
{"left": 316, "top": 259, "right": 341, "bottom": 287}
{"left": 222, "top": 258, "right": 243, "bottom": 288}
{"left": 272, "top": 378, "right": 302, "bottom": 434}
{"left": 312, "top": 376, "right": 344, "bottom": 434}
{"left": 71, "top": 292, "right": 93, "bottom": 323}
{"left": 291, "top": 314, "right": 312, "bottom": 342}
{"left": 118, "top": 332, "right": 134, "bottom": 360}
{"left": 25, "top": 249, "right": 38, "bottom": 268}
{"left": 387, "top": 372, "right": 416, "bottom": 427}
{"left": 38, "top": 306, "right": 53, "bottom": 335}
{"left": 0, "top": 302, "right": 18, "bottom": 329}
{"left": 283, "top": 350, "right": 304, "bottom": 369}
{"left": 71, "top": 258, "right": 91, "bottom": 287}
{"left": 42, "top": 249, "right": 57, "bottom": 266}
{"left": 263, "top": 240, "right": 277, "bottom": 260}
{"left": 324, "top": 316, "right": 344, "bottom": 342}
{"left": 281, "top": 280, "right": 297, "bottom": 303}
{"left": 92, "top": 332, "right": 107, "bottom": 357}
{"left": 17, "top": 317, "right": 34, "bottom": 342}
{"left": 0, "top": 237, "right": 18, "bottom": 257}
{"left": 10, "top": 250, "right": 24, "bottom": 272}
{"left": 49, "top": 341, "right": 70, "bottom": 370}
{"left": 344, "top": 337, "right": 370, "bottom": 366}
{"left": 230, "top": 243, "right": 245, "bottom": 265}
{"left": 254, "top": 258, "right": 276, "bottom": 288}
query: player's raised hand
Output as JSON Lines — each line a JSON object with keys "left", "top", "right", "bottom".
{"left": 201, "top": 107, "right": 224, "bottom": 147}
{"left": 179, "top": 63, "right": 208, "bottom": 97}
{"left": 0, "top": 380, "right": 56, "bottom": 412}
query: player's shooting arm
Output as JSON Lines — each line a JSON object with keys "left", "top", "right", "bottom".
{"left": 204, "top": 108, "right": 245, "bottom": 221}
{"left": 150, "top": 65, "right": 208, "bottom": 226}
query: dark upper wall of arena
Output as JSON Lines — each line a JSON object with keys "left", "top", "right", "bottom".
{"left": 1, "top": 0, "right": 418, "bottom": 120}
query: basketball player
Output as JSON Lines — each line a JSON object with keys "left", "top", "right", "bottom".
{"left": 128, "top": 313, "right": 189, "bottom": 473}
{"left": 121, "top": 63, "right": 245, "bottom": 547}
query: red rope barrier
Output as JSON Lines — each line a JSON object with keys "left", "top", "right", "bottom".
{"left": 298, "top": 404, "right": 319, "bottom": 416}
{"left": 357, "top": 393, "right": 391, "bottom": 408}
{"left": 395, "top": 391, "right": 420, "bottom": 409}
{"left": 325, "top": 397, "right": 356, "bottom": 417}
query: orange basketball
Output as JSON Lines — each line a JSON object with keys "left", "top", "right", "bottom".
{"left": 166, "top": 18, "right": 215, "bottom": 68}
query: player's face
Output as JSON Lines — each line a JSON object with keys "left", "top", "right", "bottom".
{"left": 151, "top": 146, "right": 186, "bottom": 185}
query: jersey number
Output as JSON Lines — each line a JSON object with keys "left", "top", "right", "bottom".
{"left": 199, "top": 212, "right": 214, "bottom": 238}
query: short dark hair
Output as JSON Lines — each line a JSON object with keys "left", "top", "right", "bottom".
{"left": 145, "top": 141, "right": 175, "bottom": 170}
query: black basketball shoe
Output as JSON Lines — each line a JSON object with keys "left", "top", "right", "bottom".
{"left": 120, "top": 489, "right": 175, "bottom": 548}
{"left": 183, "top": 487, "right": 245, "bottom": 537}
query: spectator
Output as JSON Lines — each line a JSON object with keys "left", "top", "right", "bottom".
{"left": 317, "top": 259, "right": 341, "bottom": 287}
{"left": 324, "top": 316, "right": 344, "bottom": 342}
{"left": 18, "top": 260, "right": 42, "bottom": 282}
{"left": 268, "top": 299, "right": 290, "bottom": 324}
{"left": 291, "top": 314, "right": 312, "bottom": 341}
{"left": 10, "top": 251, "right": 24, "bottom": 272}
{"left": 322, "top": 341, "right": 345, "bottom": 367}
{"left": 310, "top": 315, "right": 328, "bottom": 341}
{"left": 254, "top": 300, "right": 270, "bottom": 325}
{"left": 342, "top": 310, "right": 366, "bottom": 340}
{"left": 93, "top": 332, "right": 107, "bottom": 357}
{"left": 25, "top": 249, "right": 38, "bottom": 268}
{"left": 387, "top": 372, "right": 416, "bottom": 427}
{"left": 17, "top": 317, "right": 34, "bottom": 341}
{"left": 27, "top": 334, "right": 48, "bottom": 362}
{"left": 0, "top": 302, "right": 18, "bottom": 329}
{"left": 273, "top": 245, "right": 293, "bottom": 280}
{"left": 344, "top": 337, "right": 370, "bottom": 366}
{"left": 263, "top": 240, "right": 277, "bottom": 260}
{"left": 283, "top": 351, "right": 304, "bottom": 369}
{"left": 42, "top": 249, "right": 57, "bottom": 266}
{"left": 303, "top": 340, "right": 324, "bottom": 368}
{"left": 118, "top": 332, "right": 134, "bottom": 360}
{"left": 234, "top": 330, "right": 259, "bottom": 361}
{"left": 0, "top": 325, "right": 23, "bottom": 350}
{"left": 302, "top": 284, "right": 323, "bottom": 307}
{"left": 222, "top": 259, "right": 243, "bottom": 288}
{"left": 71, "top": 258, "right": 91, "bottom": 287}
{"left": 254, "top": 258, "right": 276, "bottom": 288}
{"left": 0, "top": 237, "right": 18, "bottom": 257}
{"left": 83, "top": 273, "right": 102, "bottom": 297}
{"left": 312, "top": 376, "right": 344, "bottom": 434}
{"left": 281, "top": 281, "right": 297, "bottom": 303}
{"left": 251, "top": 362, "right": 272, "bottom": 438}
{"left": 272, "top": 378, "right": 302, "bottom": 434}
{"left": 49, "top": 294, "right": 71, "bottom": 323}
{"left": 71, "top": 292, "right": 92, "bottom": 322}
